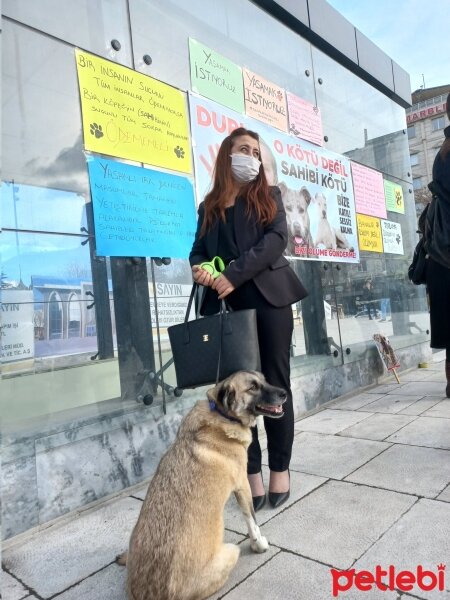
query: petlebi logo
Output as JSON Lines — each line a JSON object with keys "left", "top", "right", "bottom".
{"left": 331, "top": 564, "right": 446, "bottom": 597}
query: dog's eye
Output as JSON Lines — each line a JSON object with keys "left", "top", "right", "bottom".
{"left": 248, "top": 382, "right": 259, "bottom": 392}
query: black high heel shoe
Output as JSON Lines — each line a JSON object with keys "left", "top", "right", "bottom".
{"left": 268, "top": 469, "right": 290, "bottom": 509}
{"left": 252, "top": 494, "right": 266, "bottom": 512}
{"left": 250, "top": 472, "right": 266, "bottom": 512}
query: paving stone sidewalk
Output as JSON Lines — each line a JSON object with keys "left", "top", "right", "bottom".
{"left": 2, "top": 360, "right": 450, "bottom": 600}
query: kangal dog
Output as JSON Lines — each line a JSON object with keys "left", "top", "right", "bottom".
{"left": 117, "top": 371, "right": 287, "bottom": 600}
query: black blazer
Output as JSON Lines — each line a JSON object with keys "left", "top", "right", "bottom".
{"left": 189, "top": 186, "right": 308, "bottom": 314}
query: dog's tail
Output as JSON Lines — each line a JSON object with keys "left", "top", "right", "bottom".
{"left": 116, "top": 551, "right": 128, "bottom": 566}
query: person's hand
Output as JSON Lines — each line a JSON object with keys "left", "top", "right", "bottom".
{"left": 192, "top": 265, "right": 214, "bottom": 287}
{"left": 212, "top": 274, "right": 235, "bottom": 299}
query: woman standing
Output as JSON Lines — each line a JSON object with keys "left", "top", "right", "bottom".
{"left": 189, "top": 127, "right": 307, "bottom": 509}
{"left": 425, "top": 93, "right": 450, "bottom": 397}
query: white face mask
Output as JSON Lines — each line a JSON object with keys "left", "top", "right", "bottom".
{"left": 230, "top": 153, "right": 261, "bottom": 183}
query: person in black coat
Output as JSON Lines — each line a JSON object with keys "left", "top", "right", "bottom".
{"left": 361, "top": 277, "right": 376, "bottom": 320}
{"left": 190, "top": 127, "right": 307, "bottom": 510}
{"left": 425, "top": 93, "right": 450, "bottom": 397}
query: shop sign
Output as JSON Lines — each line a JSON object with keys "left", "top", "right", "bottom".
{"left": 75, "top": 49, "right": 191, "bottom": 173}
{"left": 407, "top": 101, "right": 447, "bottom": 124}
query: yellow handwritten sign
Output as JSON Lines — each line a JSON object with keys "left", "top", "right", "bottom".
{"left": 357, "top": 214, "right": 383, "bottom": 253}
{"left": 75, "top": 49, "right": 191, "bottom": 173}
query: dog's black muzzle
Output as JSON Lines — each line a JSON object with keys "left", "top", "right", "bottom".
{"left": 254, "top": 384, "right": 287, "bottom": 418}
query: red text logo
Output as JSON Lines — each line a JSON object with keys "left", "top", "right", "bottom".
{"left": 331, "top": 565, "right": 446, "bottom": 596}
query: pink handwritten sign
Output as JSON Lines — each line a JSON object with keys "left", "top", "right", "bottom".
{"left": 351, "top": 162, "right": 387, "bottom": 219}
{"left": 286, "top": 92, "right": 323, "bottom": 146}
{"left": 243, "top": 68, "right": 288, "bottom": 132}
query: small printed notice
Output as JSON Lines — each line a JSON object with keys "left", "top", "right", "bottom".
{"left": 0, "top": 290, "right": 34, "bottom": 363}
{"left": 87, "top": 157, "right": 197, "bottom": 258}
{"left": 357, "top": 214, "right": 383, "bottom": 253}
{"left": 243, "top": 68, "right": 288, "bottom": 132}
{"left": 150, "top": 283, "right": 193, "bottom": 328}
{"left": 351, "top": 162, "right": 387, "bottom": 219}
{"left": 75, "top": 49, "right": 191, "bottom": 173}
{"left": 381, "top": 219, "right": 404, "bottom": 255}
{"left": 189, "top": 39, "right": 244, "bottom": 113}
{"left": 286, "top": 92, "right": 324, "bottom": 146}
{"left": 384, "top": 179, "right": 405, "bottom": 214}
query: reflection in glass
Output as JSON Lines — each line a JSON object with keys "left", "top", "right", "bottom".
{"left": 68, "top": 294, "right": 82, "bottom": 338}
{"left": 129, "top": 0, "right": 315, "bottom": 102}
{"left": 3, "top": 21, "right": 89, "bottom": 196}
{"left": 3, "top": 0, "right": 133, "bottom": 67}
{"left": 311, "top": 47, "right": 410, "bottom": 182}
{"left": 1, "top": 181, "right": 87, "bottom": 235}
{"left": 48, "top": 292, "right": 63, "bottom": 340}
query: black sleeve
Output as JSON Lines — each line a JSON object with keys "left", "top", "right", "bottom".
{"left": 434, "top": 151, "right": 450, "bottom": 199}
{"left": 189, "top": 202, "right": 209, "bottom": 267}
{"left": 224, "top": 186, "right": 288, "bottom": 288}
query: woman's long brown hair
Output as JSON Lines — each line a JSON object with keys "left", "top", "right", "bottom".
{"left": 200, "top": 127, "right": 276, "bottom": 236}
{"left": 439, "top": 92, "right": 450, "bottom": 160}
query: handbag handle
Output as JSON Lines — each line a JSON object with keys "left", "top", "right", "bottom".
{"left": 184, "top": 283, "right": 232, "bottom": 323}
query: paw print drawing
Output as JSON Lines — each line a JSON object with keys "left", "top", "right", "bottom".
{"left": 174, "top": 146, "right": 185, "bottom": 159}
{"left": 395, "top": 189, "right": 402, "bottom": 206}
{"left": 90, "top": 123, "right": 104, "bottom": 139}
{"left": 276, "top": 90, "right": 283, "bottom": 102}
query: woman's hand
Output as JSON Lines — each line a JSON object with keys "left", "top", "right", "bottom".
{"left": 212, "top": 274, "right": 235, "bottom": 299}
{"left": 192, "top": 265, "right": 214, "bottom": 287}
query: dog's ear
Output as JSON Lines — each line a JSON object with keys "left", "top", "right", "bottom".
{"left": 216, "top": 382, "right": 236, "bottom": 413}
{"left": 301, "top": 187, "right": 312, "bottom": 205}
{"left": 278, "top": 181, "right": 287, "bottom": 195}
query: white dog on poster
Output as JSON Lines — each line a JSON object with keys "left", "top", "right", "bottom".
{"left": 313, "top": 192, "right": 353, "bottom": 250}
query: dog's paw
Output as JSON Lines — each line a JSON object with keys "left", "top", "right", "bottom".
{"left": 250, "top": 535, "right": 269, "bottom": 553}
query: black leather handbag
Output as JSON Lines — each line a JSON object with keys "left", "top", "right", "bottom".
{"left": 167, "top": 284, "right": 261, "bottom": 389}
{"left": 408, "top": 237, "right": 428, "bottom": 285}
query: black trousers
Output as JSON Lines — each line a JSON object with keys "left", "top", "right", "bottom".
{"left": 227, "top": 281, "right": 294, "bottom": 474}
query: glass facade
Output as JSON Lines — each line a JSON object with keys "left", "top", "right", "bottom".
{"left": 1, "top": 0, "right": 428, "bottom": 537}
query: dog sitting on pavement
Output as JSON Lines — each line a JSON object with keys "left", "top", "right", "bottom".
{"left": 117, "top": 371, "right": 287, "bottom": 600}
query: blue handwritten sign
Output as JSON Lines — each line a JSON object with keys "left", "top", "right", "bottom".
{"left": 87, "top": 157, "right": 197, "bottom": 258}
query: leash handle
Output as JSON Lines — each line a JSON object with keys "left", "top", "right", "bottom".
{"left": 199, "top": 256, "right": 226, "bottom": 279}
{"left": 215, "top": 299, "right": 227, "bottom": 385}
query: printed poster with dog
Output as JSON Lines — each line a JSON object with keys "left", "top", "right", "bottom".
{"left": 189, "top": 93, "right": 359, "bottom": 263}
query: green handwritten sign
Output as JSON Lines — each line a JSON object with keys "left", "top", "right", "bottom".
{"left": 189, "top": 38, "right": 244, "bottom": 113}
{"left": 384, "top": 179, "right": 405, "bottom": 214}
